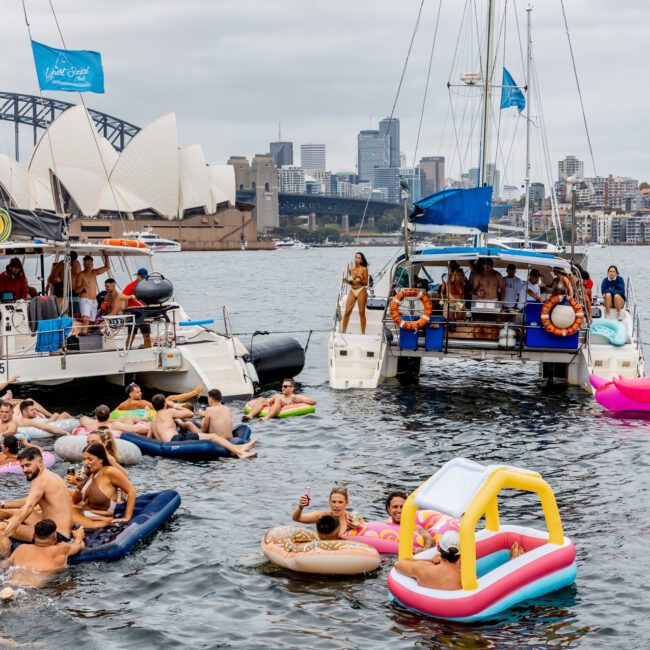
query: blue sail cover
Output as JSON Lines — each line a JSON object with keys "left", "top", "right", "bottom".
{"left": 408, "top": 186, "right": 493, "bottom": 234}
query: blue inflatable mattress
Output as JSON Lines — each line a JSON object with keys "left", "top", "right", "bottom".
{"left": 120, "top": 424, "right": 252, "bottom": 461}
{"left": 71, "top": 490, "right": 181, "bottom": 564}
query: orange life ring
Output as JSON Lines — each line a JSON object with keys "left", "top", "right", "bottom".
{"left": 390, "top": 288, "right": 433, "bottom": 330}
{"left": 101, "top": 239, "right": 148, "bottom": 249}
{"left": 540, "top": 295, "right": 584, "bottom": 336}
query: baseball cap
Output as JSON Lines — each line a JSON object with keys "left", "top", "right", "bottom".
{"left": 136, "top": 268, "right": 149, "bottom": 278}
{"left": 438, "top": 530, "right": 460, "bottom": 554}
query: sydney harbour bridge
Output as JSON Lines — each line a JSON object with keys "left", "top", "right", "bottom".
{"left": 1, "top": 91, "right": 398, "bottom": 224}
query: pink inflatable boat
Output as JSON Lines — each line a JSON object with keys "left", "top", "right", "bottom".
{"left": 590, "top": 374, "right": 650, "bottom": 412}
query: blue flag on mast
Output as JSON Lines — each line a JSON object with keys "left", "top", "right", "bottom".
{"left": 500, "top": 68, "right": 525, "bottom": 113}
{"left": 31, "top": 40, "right": 105, "bottom": 93}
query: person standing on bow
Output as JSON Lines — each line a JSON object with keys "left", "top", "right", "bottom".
{"left": 341, "top": 252, "right": 369, "bottom": 334}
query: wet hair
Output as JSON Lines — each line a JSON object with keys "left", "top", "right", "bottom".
{"left": 355, "top": 252, "right": 368, "bottom": 268}
{"left": 151, "top": 394, "right": 166, "bottom": 411}
{"left": 83, "top": 442, "right": 111, "bottom": 467}
{"left": 88, "top": 429, "right": 120, "bottom": 463}
{"left": 2, "top": 435, "right": 19, "bottom": 455}
{"left": 34, "top": 519, "right": 57, "bottom": 540}
{"left": 439, "top": 545, "right": 460, "bottom": 563}
{"left": 18, "top": 447, "right": 42, "bottom": 462}
{"left": 125, "top": 382, "right": 138, "bottom": 397}
{"left": 282, "top": 378, "right": 295, "bottom": 388}
{"left": 94, "top": 404, "right": 111, "bottom": 423}
{"left": 19, "top": 399, "right": 34, "bottom": 416}
{"left": 316, "top": 515, "right": 340, "bottom": 537}
{"left": 608, "top": 265, "right": 619, "bottom": 275}
{"left": 208, "top": 388, "right": 222, "bottom": 402}
{"left": 385, "top": 490, "right": 408, "bottom": 512}
{"left": 329, "top": 486, "right": 349, "bottom": 500}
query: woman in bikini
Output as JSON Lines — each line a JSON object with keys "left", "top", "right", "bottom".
{"left": 446, "top": 268, "right": 467, "bottom": 321}
{"left": 69, "top": 443, "right": 135, "bottom": 528}
{"left": 292, "top": 486, "right": 364, "bottom": 538}
{"left": 86, "top": 430, "right": 128, "bottom": 477}
{"left": 341, "top": 252, "right": 369, "bottom": 334}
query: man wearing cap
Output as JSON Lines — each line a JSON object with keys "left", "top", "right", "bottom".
{"left": 394, "top": 530, "right": 462, "bottom": 590}
{"left": 526, "top": 269, "right": 543, "bottom": 303}
{"left": 502, "top": 264, "right": 525, "bottom": 311}
{"left": 120, "top": 268, "right": 152, "bottom": 349}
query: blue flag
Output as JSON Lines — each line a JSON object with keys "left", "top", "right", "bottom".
{"left": 500, "top": 68, "right": 525, "bottom": 113}
{"left": 31, "top": 40, "right": 104, "bottom": 93}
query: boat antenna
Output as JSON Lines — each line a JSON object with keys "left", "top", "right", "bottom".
{"left": 522, "top": 5, "right": 532, "bottom": 248}
{"left": 479, "top": 0, "right": 497, "bottom": 190}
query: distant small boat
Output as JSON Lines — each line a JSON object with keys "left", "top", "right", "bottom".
{"left": 274, "top": 237, "right": 310, "bottom": 250}
{"left": 123, "top": 227, "right": 181, "bottom": 252}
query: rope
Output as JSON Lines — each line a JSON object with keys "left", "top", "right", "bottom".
{"left": 559, "top": 0, "right": 597, "bottom": 177}
{"left": 355, "top": 0, "right": 426, "bottom": 244}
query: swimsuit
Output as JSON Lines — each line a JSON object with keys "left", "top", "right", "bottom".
{"left": 80, "top": 468, "right": 116, "bottom": 519}
{"left": 348, "top": 273, "right": 366, "bottom": 298}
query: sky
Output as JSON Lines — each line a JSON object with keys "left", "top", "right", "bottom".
{"left": 0, "top": 0, "right": 648, "bottom": 188}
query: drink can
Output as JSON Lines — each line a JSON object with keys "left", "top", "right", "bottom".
{"left": 350, "top": 510, "right": 361, "bottom": 527}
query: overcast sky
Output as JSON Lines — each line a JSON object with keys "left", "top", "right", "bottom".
{"left": 1, "top": 0, "right": 647, "bottom": 188}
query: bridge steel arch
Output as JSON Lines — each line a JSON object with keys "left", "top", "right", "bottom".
{"left": 0, "top": 91, "right": 141, "bottom": 161}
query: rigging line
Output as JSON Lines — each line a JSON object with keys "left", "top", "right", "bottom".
{"left": 355, "top": 0, "right": 426, "bottom": 245}
{"left": 448, "top": 0, "right": 471, "bottom": 84}
{"left": 410, "top": 0, "right": 443, "bottom": 173}
{"left": 559, "top": 0, "right": 597, "bottom": 177}
{"left": 492, "top": 0, "right": 508, "bottom": 191}
{"left": 512, "top": 0, "right": 526, "bottom": 72}
{"left": 47, "top": 0, "right": 126, "bottom": 227}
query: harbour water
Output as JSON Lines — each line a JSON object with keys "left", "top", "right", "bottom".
{"left": 1, "top": 246, "right": 649, "bottom": 648}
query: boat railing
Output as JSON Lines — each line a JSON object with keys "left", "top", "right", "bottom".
{"left": 332, "top": 267, "right": 349, "bottom": 333}
{"left": 626, "top": 277, "right": 640, "bottom": 342}
{"left": 221, "top": 304, "right": 239, "bottom": 357}
{"left": 381, "top": 296, "right": 588, "bottom": 356}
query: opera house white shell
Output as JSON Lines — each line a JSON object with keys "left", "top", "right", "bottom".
{"left": 0, "top": 105, "right": 234, "bottom": 219}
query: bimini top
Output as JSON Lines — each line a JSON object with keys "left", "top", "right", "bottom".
{"left": 397, "top": 246, "right": 571, "bottom": 270}
{"left": 0, "top": 240, "right": 153, "bottom": 258}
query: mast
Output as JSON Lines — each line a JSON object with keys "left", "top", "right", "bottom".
{"left": 479, "top": 0, "right": 497, "bottom": 189}
{"left": 523, "top": 5, "right": 532, "bottom": 247}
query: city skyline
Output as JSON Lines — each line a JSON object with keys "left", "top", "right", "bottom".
{"left": 0, "top": 2, "right": 647, "bottom": 184}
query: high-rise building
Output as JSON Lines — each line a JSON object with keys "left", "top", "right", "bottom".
{"left": 357, "top": 130, "right": 389, "bottom": 183}
{"left": 466, "top": 164, "right": 500, "bottom": 198}
{"left": 277, "top": 166, "right": 305, "bottom": 194}
{"left": 270, "top": 142, "right": 293, "bottom": 167}
{"left": 372, "top": 167, "right": 400, "bottom": 203}
{"left": 300, "top": 144, "right": 326, "bottom": 171}
{"left": 529, "top": 182, "right": 545, "bottom": 212}
{"left": 399, "top": 167, "right": 421, "bottom": 202}
{"left": 557, "top": 155, "right": 584, "bottom": 182}
{"left": 378, "top": 117, "right": 400, "bottom": 168}
{"left": 419, "top": 156, "right": 445, "bottom": 196}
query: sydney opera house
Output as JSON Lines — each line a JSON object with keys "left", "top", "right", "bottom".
{"left": 0, "top": 105, "right": 264, "bottom": 249}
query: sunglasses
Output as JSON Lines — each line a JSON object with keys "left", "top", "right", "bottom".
{"left": 281, "top": 385, "right": 292, "bottom": 389}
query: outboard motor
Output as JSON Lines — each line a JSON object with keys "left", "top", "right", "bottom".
{"left": 245, "top": 335, "right": 305, "bottom": 387}
{"left": 134, "top": 272, "right": 174, "bottom": 305}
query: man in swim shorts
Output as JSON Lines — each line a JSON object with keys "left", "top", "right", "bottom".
{"left": 75, "top": 254, "right": 110, "bottom": 334}
{"left": 0, "top": 448, "right": 74, "bottom": 555}
{"left": 4, "top": 519, "right": 85, "bottom": 585}
{"left": 201, "top": 389, "right": 234, "bottom": 439}
{"left": 243, "top": 378, "right": 316, "bottom": 421}
{"left": 151, "top": 394, "right": 256, "bottom": 458}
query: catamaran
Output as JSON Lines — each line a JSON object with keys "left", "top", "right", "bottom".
{"left": 328, "top": 1, "right": 642, "bottom": 392}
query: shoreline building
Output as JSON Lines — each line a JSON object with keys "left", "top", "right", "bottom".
{"left": 300, "top": 144, "right": 326, "bottom": 171}
{"left": 270, "top": 141, "right": 293, "bottom": 167}
{"left": 378, "top": 117, "right": 400, "bottom": 168}
{"left": 420, "top": 156, "right": 445, "bottom": 196}
{"left": 357, "top": 130, "right": 389, "bottom": 184}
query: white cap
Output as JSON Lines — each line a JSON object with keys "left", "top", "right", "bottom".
{"left": 438, "top": 530, "right": 460, "bottom": 554}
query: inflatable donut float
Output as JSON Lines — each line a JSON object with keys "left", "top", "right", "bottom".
{"left": 54, "top": 435, "right": 142, "bottom": 465}
{"left": 0, "top": 451, "right": 56, "bottom": 475}
{"left": 261, "top": 525, "right": 380, "bottom": 574}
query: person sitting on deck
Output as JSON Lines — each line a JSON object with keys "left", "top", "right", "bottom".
{"left": 550, "top": 267, "right": 574, "bottom": 300}
{"left": 471, "top": 258, "right": 504, "bottom": 303}
{"left": 601, "top": 265, "right": 626, "bottom": 321}
{"left": 0, "top": 258, "right": 28, "bottom": 301}
{"left": 243, "top": 378, "right": 316, "bottom": 421}
{"left": 150, "top": 394, "right": 256, "bottom": 458}
{"left": 3, "top": 519, "right": 85, "bottom": 587}
{"left": 15, "top": 400, "right": 72, "bottom": 437}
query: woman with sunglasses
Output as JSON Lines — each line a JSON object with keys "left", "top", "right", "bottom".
{"left": 242, "top": 378, "right": 316, "bottom": 421}
{"left": 292, "top": 486, "right": 363, "bottom": 538}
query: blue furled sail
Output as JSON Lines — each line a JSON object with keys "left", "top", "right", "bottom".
{"left": 408, "top": 187, "right": 493, "bottom": 234}
{"left": 500, "top": 68, "right": 525, "bottom": 112}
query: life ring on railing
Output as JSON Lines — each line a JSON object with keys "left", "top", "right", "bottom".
{"left": 390, "top": 288, "right": 433, "bottom": 330}
{"left": 540, "top": 295, "right": 584, "bottom": 336}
